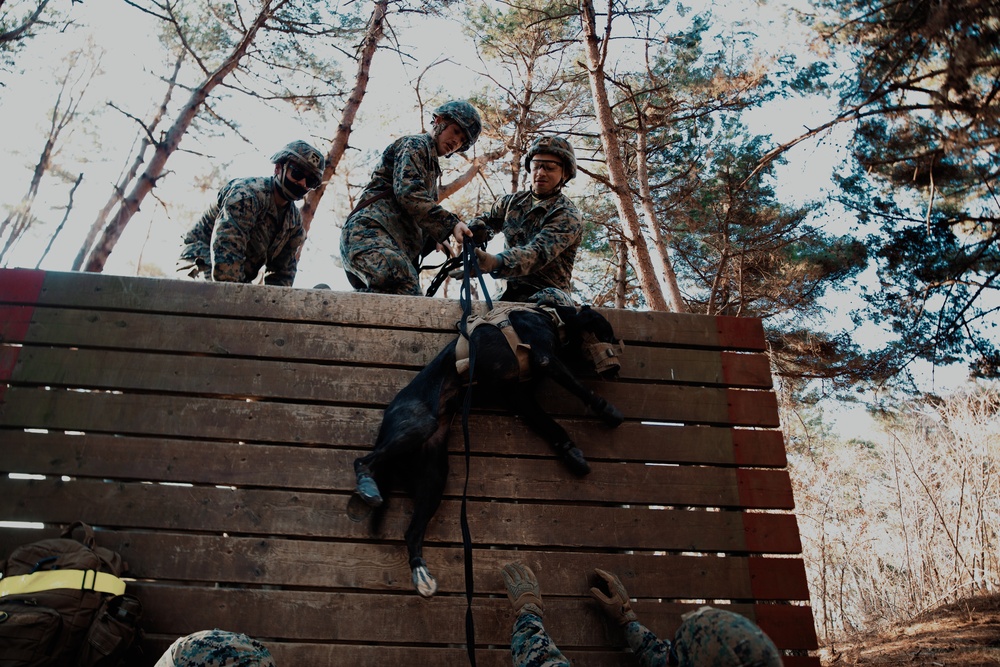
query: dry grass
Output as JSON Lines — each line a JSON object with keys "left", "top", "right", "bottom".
{"left": 819, "top": 594, "right": 1000, "bottom": 666}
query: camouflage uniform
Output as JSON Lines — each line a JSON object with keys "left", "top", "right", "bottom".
{"left": 624, "top": 621, "right": 672, "bottom": 667}
{"left": 341, "top": 101, "right": 481, "bottom": 296}
{"left": 154, "top": 629, "right": 276, "bottom": 667}
{"left": 512, "top": 607, "right": 782, "bottom": 667}
{"left": 340, "top": 133, "right": 461, "bottom": 295}
{"left": 178, "top": 176, "right": 304, "bottom": 286}
{"left": 511, "top": 609, "right": 571, "bottom": 667}
{"left": 469, "top": 189, "right": 583, "bottom": 303}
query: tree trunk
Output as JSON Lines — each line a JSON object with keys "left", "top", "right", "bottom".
{"left": 635, "top": 117, "right": 686, "bottom": 312}
{"left": 84, "top": 2, "right": 277, "bottom": 273}
{"left": 72, "top": 55, "right": 182, "bottom": 271}
{"left": 36, "top": 173, "right": 83, "bottom": 268}
{"left": 614, "top": 238, "right": 627, "bottom": 308}
{"left": 300, "top": 0, "right": 388, "bottom": 231}
{"left": 439, "top": 147, "right": 507, "bottom": 201}
{"left": 577, "top": 0, "right": 668, "bottom": 311}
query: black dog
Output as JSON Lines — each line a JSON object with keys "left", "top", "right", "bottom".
{"left": 351, "top": 294, "right": 624, "bottom": 596}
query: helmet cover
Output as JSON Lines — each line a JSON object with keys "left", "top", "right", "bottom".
{"left": 672, "top": 607, "right": 783, "bottom": 667}
{"left": 524, "top": 136, "right": 577, "bottom": 181}
{"left": 270, "top": 140, "right": 325, "bottom": 188}
{"left": 432, "top": 101, "right": 482, "bottom": 153}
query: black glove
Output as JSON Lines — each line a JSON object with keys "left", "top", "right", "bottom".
{"left": 469, "top": 223, "right": 489, "bottom": 246}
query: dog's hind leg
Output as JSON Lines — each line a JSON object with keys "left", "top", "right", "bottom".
{"left": 354, "top": 398, "right": 439, "bottom": 508}
{"left": 405, "top": 422, "right": 451, "bottom": 598}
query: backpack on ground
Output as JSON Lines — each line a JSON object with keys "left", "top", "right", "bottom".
{"left": 0, "top": 521, "right": 143, "bottom": 667}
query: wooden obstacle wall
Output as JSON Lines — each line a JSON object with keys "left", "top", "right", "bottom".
{"left": 0, "top": 268, "right": 819, "bottom": 666}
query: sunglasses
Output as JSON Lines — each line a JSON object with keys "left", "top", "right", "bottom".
{"left": 287, "top": 165, "right": 321, "bottom": 189}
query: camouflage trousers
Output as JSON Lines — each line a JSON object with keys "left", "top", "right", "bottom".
{"left": 340, "top": 217, "right": 422, "bottom": 296}
{"left": 511, "top": 610, "right": 571, "bottom": 667}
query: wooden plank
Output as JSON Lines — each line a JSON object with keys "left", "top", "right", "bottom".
{"left": 0, "top": 529, "right": 810, "bottom": 602}
{"left": 0, "top": 382, "right": 779, "bottom": 434}
{"left": 4, "top": 346, "right": 770, "bottom": 409}
{"left": 0, "top": 269, "right": 768, "bottom": 350}
{"left": 1, "top": 422, "right": 789, "bottom": 469}
{"left": 2, "top": 305, "right": 455, "bottom": 368}
{"left": 7, "top": 346, "right": 415, "bottom": 405}
{"left": 0, "top": 478, "right": 804, "bottom": 554}
{"left": 1, "top": 306, "right": 774, "bottom": 387}
{"left": 238, "top": 645, "right": 519, "bottom": 667}
{"left": 129, "top": 585, "right": 815, "bottom": 650}
{"left": 1, "top": 425, "right": 797, "bottom": 509}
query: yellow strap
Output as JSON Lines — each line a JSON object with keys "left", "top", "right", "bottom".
{"left": 0, "top": 569, "right": 126, "bottom": 597}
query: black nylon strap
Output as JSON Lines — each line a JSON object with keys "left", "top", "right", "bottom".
{"left": 458, "top": 238, "right": 492, "bottom": 666}
{"left": 424, "top": 255, "right": 464, "bottom": 297}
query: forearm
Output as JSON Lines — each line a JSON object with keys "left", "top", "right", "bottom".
{"left": 511, "top": 610, "right": 571, "bottom": 667}
{"left": 625, "top": 621, "right": 671, "bottom": 667}
{"left": 493, "top": 216, "right": 581, "bottom": 279}
{"left": 263, "top": 239, "right": 301, "bottom": 287}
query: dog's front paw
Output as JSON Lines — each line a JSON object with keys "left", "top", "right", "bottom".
{"left": 555, "top": 441, "right": 591, "bottom": 476}
{"left": 596, "top": 399, "right": 624, "bottom": 427}
{"left": 411, "top": 563, "right": 438, "bottom": 597}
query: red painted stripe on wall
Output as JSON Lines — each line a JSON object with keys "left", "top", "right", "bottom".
{"left": 0, "top": 268, "right": 46, "bottom": 304}
{"left": 0, "top": 270, "right": 44, "bottom": 402}
{"left": 715, "top": 315, "right": 767, "bottom": 350}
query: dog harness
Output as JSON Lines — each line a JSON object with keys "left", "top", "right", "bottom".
{"left": 454, "top": 303, "right": 623, "bottom": 381}
{"left": 454, "top": 303, "right": 558, "bottom": 381}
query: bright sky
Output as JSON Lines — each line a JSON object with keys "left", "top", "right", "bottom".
{"left": 0, "top": 0, "right": 974, "bottom": 411}
{"left": 2, "top": 0, "right": 829, "bottom": 281}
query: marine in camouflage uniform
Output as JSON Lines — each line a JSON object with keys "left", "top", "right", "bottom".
{"left": 177, "top": 140, "right": 325, "bottom": 287}
{"left": 505, "top": 563, "right": 784, "bottom": 667}
{"left": 153, "top": 629, "right": 276, "bottom": 667}
{"left": 340, "top": 101, "right": 482, "bottom": 295}
{"left": 467, "top": 136, "right": 583, "bottom": 303}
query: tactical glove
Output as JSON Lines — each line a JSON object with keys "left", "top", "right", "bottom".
{"left": 502, "top": 562, "right": 543, "bottom": 616}
{"left": 448, "top": 248, "right": 501, "bottom": 279}
{"left": 474, "top": 248, "right": 500, "bottom": 273}
{"left": 590, "top": 568, "right": 638, "bottom": 625}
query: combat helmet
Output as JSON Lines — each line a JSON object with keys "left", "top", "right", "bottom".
{"left": 270, "top": 140, "right": 325, "bottom": 189}
{"left": 432, "top": 101, "right": 482, "bottom": 153}
{"left": 671, "top": 606, "right": 783, "bottom": 667}
{"left": 524, "top": 136, "right": 577, "bottom": 181}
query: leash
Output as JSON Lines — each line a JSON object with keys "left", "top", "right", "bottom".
{"left": 424, "top": 255, "right": 463, "bottom": 297}
{"left": 425, "top": 231, "right": 490, "bottom": 298}
{"left": 457, "top": 237, "right": 491, "bottom": 667}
